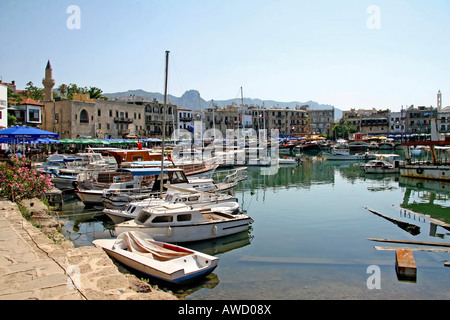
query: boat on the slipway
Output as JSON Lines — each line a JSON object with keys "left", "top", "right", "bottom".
{"left": 93, "top": 231, "right": 219, "bottom": 284}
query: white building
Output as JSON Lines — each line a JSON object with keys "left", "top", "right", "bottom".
{"left": 177, "top": 107, "right": 193, "bottom": 131}
{"left": 389, "top": 110, "right": 406, "bottom": 134}
{"left": 0, "top": 84, "right": 7, "bottom": 129}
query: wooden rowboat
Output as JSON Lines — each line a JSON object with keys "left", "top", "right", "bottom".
{"left": 93, "top": 231, "right": 219, "bottom": 284}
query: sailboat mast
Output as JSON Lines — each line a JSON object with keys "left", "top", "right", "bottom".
{"left": 160, "top": 50, "right": 170, "bottom": 198}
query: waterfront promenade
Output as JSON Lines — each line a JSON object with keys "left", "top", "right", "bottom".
{"left": 0, "top": 199, "right": 177, "bottom": 300}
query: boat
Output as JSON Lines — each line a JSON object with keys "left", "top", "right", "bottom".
{"left": 276, "top": 157, "right": 301, "bottom": 166}
{"left": 362, "top": 159, "right": 399, "bottom": 174}
{"left": 322, "top": 149, "right": 376, "bottom": 161}
{"left": 295, "top": 140, "right": 321, "bottom": 151}
{"left": 400, "top": 144, "right": 450, "bottom": 181}
{"left": 92, "top": 231, "right": 219, "bottom": 284}
{"left": 101, "top": 167, "right": 245, "bottom": 209}
{"left": 399, "top": 120, "right": 450, "bottom": 181}
{"left": 348, "top": 141, "right": 370, "bottom": 151}
{"left": 106, "top": 149, "right": 218, "bottom": 178}
{"left": 104, "top": 188, "right": 240, "bottom": 224}
{"left": 114, "top": 203, "right": 253, "bottom": 243}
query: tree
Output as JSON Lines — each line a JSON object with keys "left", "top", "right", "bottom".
{"left": 58, "top": 84, "right": 68, "bottom": 97}
{"left": 87, "top": 86, "right": 104, "bottom": 99}
{"left": 332, "top": 119, "right": 357, "bottom": 140}
{"left": 7, "top": 113, "right": 17, "bottom": 126}
{"left": 24, "top": 81, "right": 44, "bottom": 101}
{"left": 7, "top": 88, "right": 22, "bottom": 106}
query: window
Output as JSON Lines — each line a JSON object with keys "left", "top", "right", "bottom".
{"left": 80, "top": 109, "right": 89, "bottom": 123}
{"left": 109, "top": 110, "right": 113, "bottom": 117}
{"left": 177, "top": 214, "right": 191, "bottom": 222}
{"left": 152, "top": 215, "right": 173, "bottom": 223}
{"left": 97, "top": 109, "right": 101, "bottom": 116}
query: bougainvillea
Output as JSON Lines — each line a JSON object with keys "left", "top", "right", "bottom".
{"left": 0, "top": 155, "right": 53, "bottom": 202}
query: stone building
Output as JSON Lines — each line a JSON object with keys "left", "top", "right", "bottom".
{"left": 404, "top": 105, "right": 437, "bottom": 135}
{"left": 42, "top": 97, "right": 177, "bottom": 139}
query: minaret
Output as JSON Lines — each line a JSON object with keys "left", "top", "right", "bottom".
{"left": 437, "top": 90, "right": 442, "bottom": 112}
{"left": 42, "top": 60, "right": 55, "bottom": 101}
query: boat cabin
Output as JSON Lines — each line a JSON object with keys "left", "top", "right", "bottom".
{"left": 135, "top": 203, "right": 232, "bottom": 226}
{"left": 116, "top": 167, "right": 190, "bottom": 192}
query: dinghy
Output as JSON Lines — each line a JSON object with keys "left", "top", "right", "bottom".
{"left": 92, "top": 231, "right": 219, "bottom": 284}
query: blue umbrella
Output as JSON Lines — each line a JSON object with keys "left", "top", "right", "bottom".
{"left": 0, "top": 126, "right": 59, "bottom": 142}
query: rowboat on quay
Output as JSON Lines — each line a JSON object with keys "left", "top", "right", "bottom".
{"left": 92, "top": 231, "right": 219, "bottom": 284}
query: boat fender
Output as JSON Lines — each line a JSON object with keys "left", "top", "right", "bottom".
{"left": 212, "top": 225, "right": 217, "bottom": 235}
{"left": 416, "top": 168, "right": 424, "bottom": 174}
{"left": 166, "top": 226, "right": 172, "bottom": 238}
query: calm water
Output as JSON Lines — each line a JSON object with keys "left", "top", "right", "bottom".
{"left": 57, "top": 151, "right": 450, "bottom": 300}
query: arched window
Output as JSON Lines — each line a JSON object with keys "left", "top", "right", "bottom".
{"left": 153, "top": 106, "right": 159, "bottom": 113}
{"left": 80, "top": 109, "right": 89, "bottom": 123}
{"left": 145, "top": 104, "right": 151, "bottom": 113}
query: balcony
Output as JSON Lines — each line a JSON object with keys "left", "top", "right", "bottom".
{"left": 114, "top": 117, "right": 133, "bottom": 124}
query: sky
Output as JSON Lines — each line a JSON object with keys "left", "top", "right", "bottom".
{"left": 0, "top": 0, "right": 449, "bottom": 112}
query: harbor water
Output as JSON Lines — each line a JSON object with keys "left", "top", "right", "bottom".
{"left": 56, "top": 151, "right": 450, "bottom": 300}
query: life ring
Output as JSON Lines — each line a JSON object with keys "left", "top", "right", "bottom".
{"left": 416, "top": 168, "right": 424, "bottom": 174}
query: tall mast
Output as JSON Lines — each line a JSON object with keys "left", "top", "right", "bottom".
{"left": 160, "top": 50, "right": 169, "bottom": 198}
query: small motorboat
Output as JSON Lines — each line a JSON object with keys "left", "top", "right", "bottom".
{"left": 92, "top": 231, "right": 219, "bottom": 285}
{"left": 114, "top": 203, "right": 253, "bottom": 243}
{"left": 103, "top": 188, "right": 240, "bottom": 224}
{"left": 362, "top": 159, "right": 399, "bottom": 174}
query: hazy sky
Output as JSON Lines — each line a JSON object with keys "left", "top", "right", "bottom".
{"left": 1, "top": 0, "right": 449, "bottom": 111}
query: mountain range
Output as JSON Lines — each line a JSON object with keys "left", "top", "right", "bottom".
{"left": 103, "top": 89, "right": 342, "bottom": 119}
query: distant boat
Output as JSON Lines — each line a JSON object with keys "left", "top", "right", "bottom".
{"left": 363, "top": 159, "right": 399, "bottom": 174}
{"left": 348, "top": 141, "right": 370, "bottom": 151}
{"left": 322, "top": 150, "right": 376, "bottom": 161}
{"left": 93, "top": 231, "right": 219, "bottom": 284}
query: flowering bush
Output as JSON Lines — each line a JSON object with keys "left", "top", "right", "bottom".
{"left": 0, "top": 155, "right": 53, "bottom": 202}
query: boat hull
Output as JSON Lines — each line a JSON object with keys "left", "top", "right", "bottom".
{"left": 93, "top": 238, "right": 219, "bottom": 284}
{"left": 75, "top": 190, "right": 103, "bottom": 205}
{"left": 322, "top": 152, "right": 368, "bottom": 161}
{"left": 114, "top": 217, "right": 252, "bottom": 243}
{"left": 399, "top": 164, "right": 450, "bottom": 181}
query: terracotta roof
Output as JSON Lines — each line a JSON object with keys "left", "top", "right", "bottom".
{"left": 8, "top": 97, "right": 43, "bottom": 106}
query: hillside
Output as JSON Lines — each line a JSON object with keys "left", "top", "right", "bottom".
{"left": 103, "top": 89, "right": 342, "bottom": 119}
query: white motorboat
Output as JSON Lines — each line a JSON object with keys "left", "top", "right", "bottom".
{"left": 76, "top": 175, "right": 152, "bottom": 206}
{"left": 101, "top": 167, "right": 244, "bottom": 209}
{"left": 362, "top": 159, "right": 399, "bottom": 174}
{"left": 104, "top": 188, "right": 240, "bottom": 224}
{"left": 92, "top": 231, "right": 219, "bottom": 284}
{"left": 114, "top": 203, "right": 253, "bottom": 243}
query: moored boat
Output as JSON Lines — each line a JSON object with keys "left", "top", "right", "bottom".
{"left": 114, "top": 203, "right": 253, "bottom": 243}
{"left": 363, "top": 159, "right": 399, "bottom": 174}
{"left": 104, "top": 188, "right": 240, "bottom": 224}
